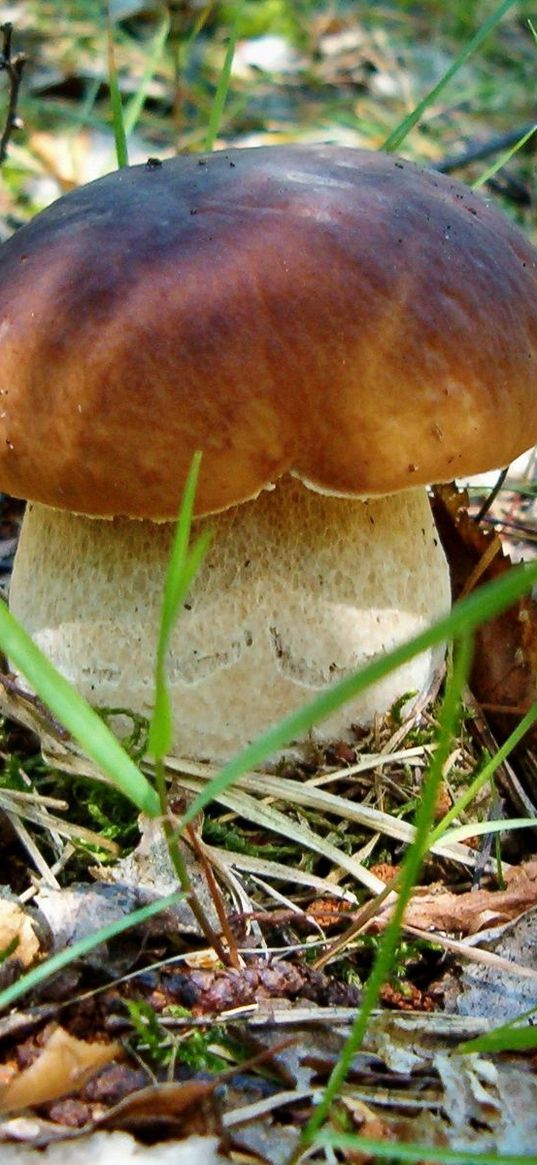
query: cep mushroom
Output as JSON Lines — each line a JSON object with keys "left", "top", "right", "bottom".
{"left": 0, "top": 145, "right": 536, "bottom": 762}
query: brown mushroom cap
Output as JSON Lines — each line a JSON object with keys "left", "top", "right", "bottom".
{"left": 0, "top": 144, "right": 536, "bottom": 519}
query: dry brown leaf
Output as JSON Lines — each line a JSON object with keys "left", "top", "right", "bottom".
{"left": 93, "top": 1037, "right": 294, "bottom": 1144}
{"left": 438, "top": 904, "right": 537, "bottom": 1020}
{"left": 95, "top": 1080, "right": 223, "bottom": 1141}
{"left": 431, "top": 484, "right": 537, "bottom": 748}
{"left": 339, "top": 1096, "right": 397, "bottom": 1163}
{"left": 0, "top": 900, "right": 43, "bottom": 971}
{"left": 388, "top": 860, "right": 537, "bottom": 935}
{"left": 0, "top": 1026, "right": 121, "bottom": 1113}
{"left": 341, "top": 1095, "right": 391, "bottom": 1140}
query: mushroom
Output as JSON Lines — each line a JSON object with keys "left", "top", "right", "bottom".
{"left": 0, "top": 145, "right": 536, "bottom": 762}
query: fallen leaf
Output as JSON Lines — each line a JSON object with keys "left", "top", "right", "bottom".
{"left": 341, "top": 1095, "right": 391, "bottom": 1140}
{"left": 0, "top": 1026, "right": 121, "bottom": 1113}
{"left": 431, "top": 484, "right": 537, "bottom": 750}
{"left": 92, "top": 1035, "right": 294, "bottom": 1146}
{"left": 183, "top": 950, "right": 224, "bottom": 971}
{"left": 94, "top": 1080, "right": 223, "bottom": 1141}
{"left": 434, "top": 1048, "right": 537, "bottom": 1152}
{"left": 0, "top": 899, "right": 45, "bottom": 972}
{"left": 438, "top": 904, "right": 537, "bottom": 1021}
{"left": 383, "top": 860, "right": 537, "bottom": 936}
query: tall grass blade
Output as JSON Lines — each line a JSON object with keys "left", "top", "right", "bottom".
{"left": 123, "top": 11, "right": 171, "bottom": 138}
{"left": 204, "top": 1, "right": 244, "bottom": 151}
{"left": 293, "top": 634, "right": 473, "bottom": 1155}
{"left": 316, "top": 1133, "right": 537, "bottom": 1165}
{"left": 429, "top": 700, "right": 537, "bottom": 846}
{"left": 382, "top": 0, "right": 517, "bottom": 152}
{"left": 472, "top": 123, "right": 537, "bottom": 189}
{"left": 460, "top": 1008, "right": 537, "bottom": 1055}
{"left": 0, "top": 892, "right": 183, "bottom": 1013}
{"left": 149, "top": 451, "right": 211, "bottom": 759}
{"left": 440, "top": 816, "right": 537, "bottom": 845}
{"left": 149, "top": 533, "right": 211, "bottom": 758}
{"left": 0, "top": 602, "right": 158, "bottom": 816}
{"left": 107, "top": 10, "right": 129, "bottom": 167}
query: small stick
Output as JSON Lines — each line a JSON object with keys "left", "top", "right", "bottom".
{"left": 0, "top": 23, "right": 27, "bottom": 164}
{"left": 187, "top": 822, "right": 242, "bottom": 970}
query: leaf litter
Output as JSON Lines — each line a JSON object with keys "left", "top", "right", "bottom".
{"left": 1, "top": 666, "right": 537, "bottom": 1158}
{"left": 1, "top": 5, "right": 537, "bottom": 1160}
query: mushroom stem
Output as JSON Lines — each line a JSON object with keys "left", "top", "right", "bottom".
{"left": 10, "top": 479, "right": 450, "bottom": 762}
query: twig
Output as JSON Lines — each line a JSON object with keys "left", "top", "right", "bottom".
{"left": 0, "top": 23, "right": 26, "bottom": 164}
{"left": 186, "top": 822, "right": 242, "bottom": 969}
{"left": 474, "top": 465, "right": 510, "bottom": 524}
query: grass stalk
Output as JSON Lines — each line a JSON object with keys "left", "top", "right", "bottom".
{"left": 288, "top": 634, "right": 474, "bottom": 1161}
{"left": 0, "top": 601, "right": 158, "bottom": 814}
{"left": 123, "top": 10, "right": 170, "bottom": 138}
{"left": 382, "top": 0, "right": 518, "bottom": 152}
{"left": 147, "top": 452, "right": 228, "bottom": 960}
{"left": 107, "top": 7, "right": 129, "bottom": 167}
{"left": 315, "top": 1133, "right": 537, "bottom": 1165}
{"left": 428, "top": 699, "right": 537, "bottom": 846}
{"left": 204, "top": 1, "right": 244, "bottom": 151}
{"left": 460, "top": 1011, "right": 537, "bottom": 1055}
{"left": 472, "top": 123, "right": 537, "bottom": 189}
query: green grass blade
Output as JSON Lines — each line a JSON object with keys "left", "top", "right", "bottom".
{"left": 463, "top": 1027, "right": 537, "bottom": 1054}
{"left": 79, "top": 75, "right": 102, "bottom": 126}
{"left": 440, "top": 817, "right": 537, "bottom": 845}
{"left": 460, "top": 1009, "right": 537, "bottom": 1055}
{"left": 294, "top": 634, "right": 473, "bottom": 1155}
{"left": 0, "top": 603, "right": 158, "bottom": 816}
{"left": 158, "top": 452, "right": 204, "bottom": 646}
{"left": 316, "top": 1133, "right": 537, "bottom": 1165}
{"left": 149, "top": 451, "right": 212, "bottom": 759}
{"left": 0, "top": 892, "right": 183, "bottom": 1013}
{"left": 178, "top": 560, "right": 537, "bottom": 832}
{"left": 382, "top": 0, "right": 518, "bottom": 152}
{"left": 183, "top": 1, "right": 217, "bottom": 58}
{"left": 107, "top": 9, "right": 129, "bottom": 167}
{"left": 123, "top": 11, "right": 170, "bottom": 138}
{"left": 472, "top": 123, "right": 537, "bottom": 189}
{"left": 149, "top": 532, "right": 212, "bottom": 759}
{"left": 429, "top": 700, "right": 537, "bottom": 846}
{"left": 204, "top": 1, "right": 244, "bottom": 151}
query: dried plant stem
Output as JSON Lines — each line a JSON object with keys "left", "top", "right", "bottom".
{"left": 0, "top": 23, "right": 26, "bottom": 164}
{"left": 154, "top": 756, "right": 229, "bottom": 965}
{"left": 187, "top": 823, "right": 242, "bottom": 969}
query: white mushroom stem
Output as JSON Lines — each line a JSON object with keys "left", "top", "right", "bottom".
{"left": 9, "top": 478, "right": 450, "bottom": 763}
